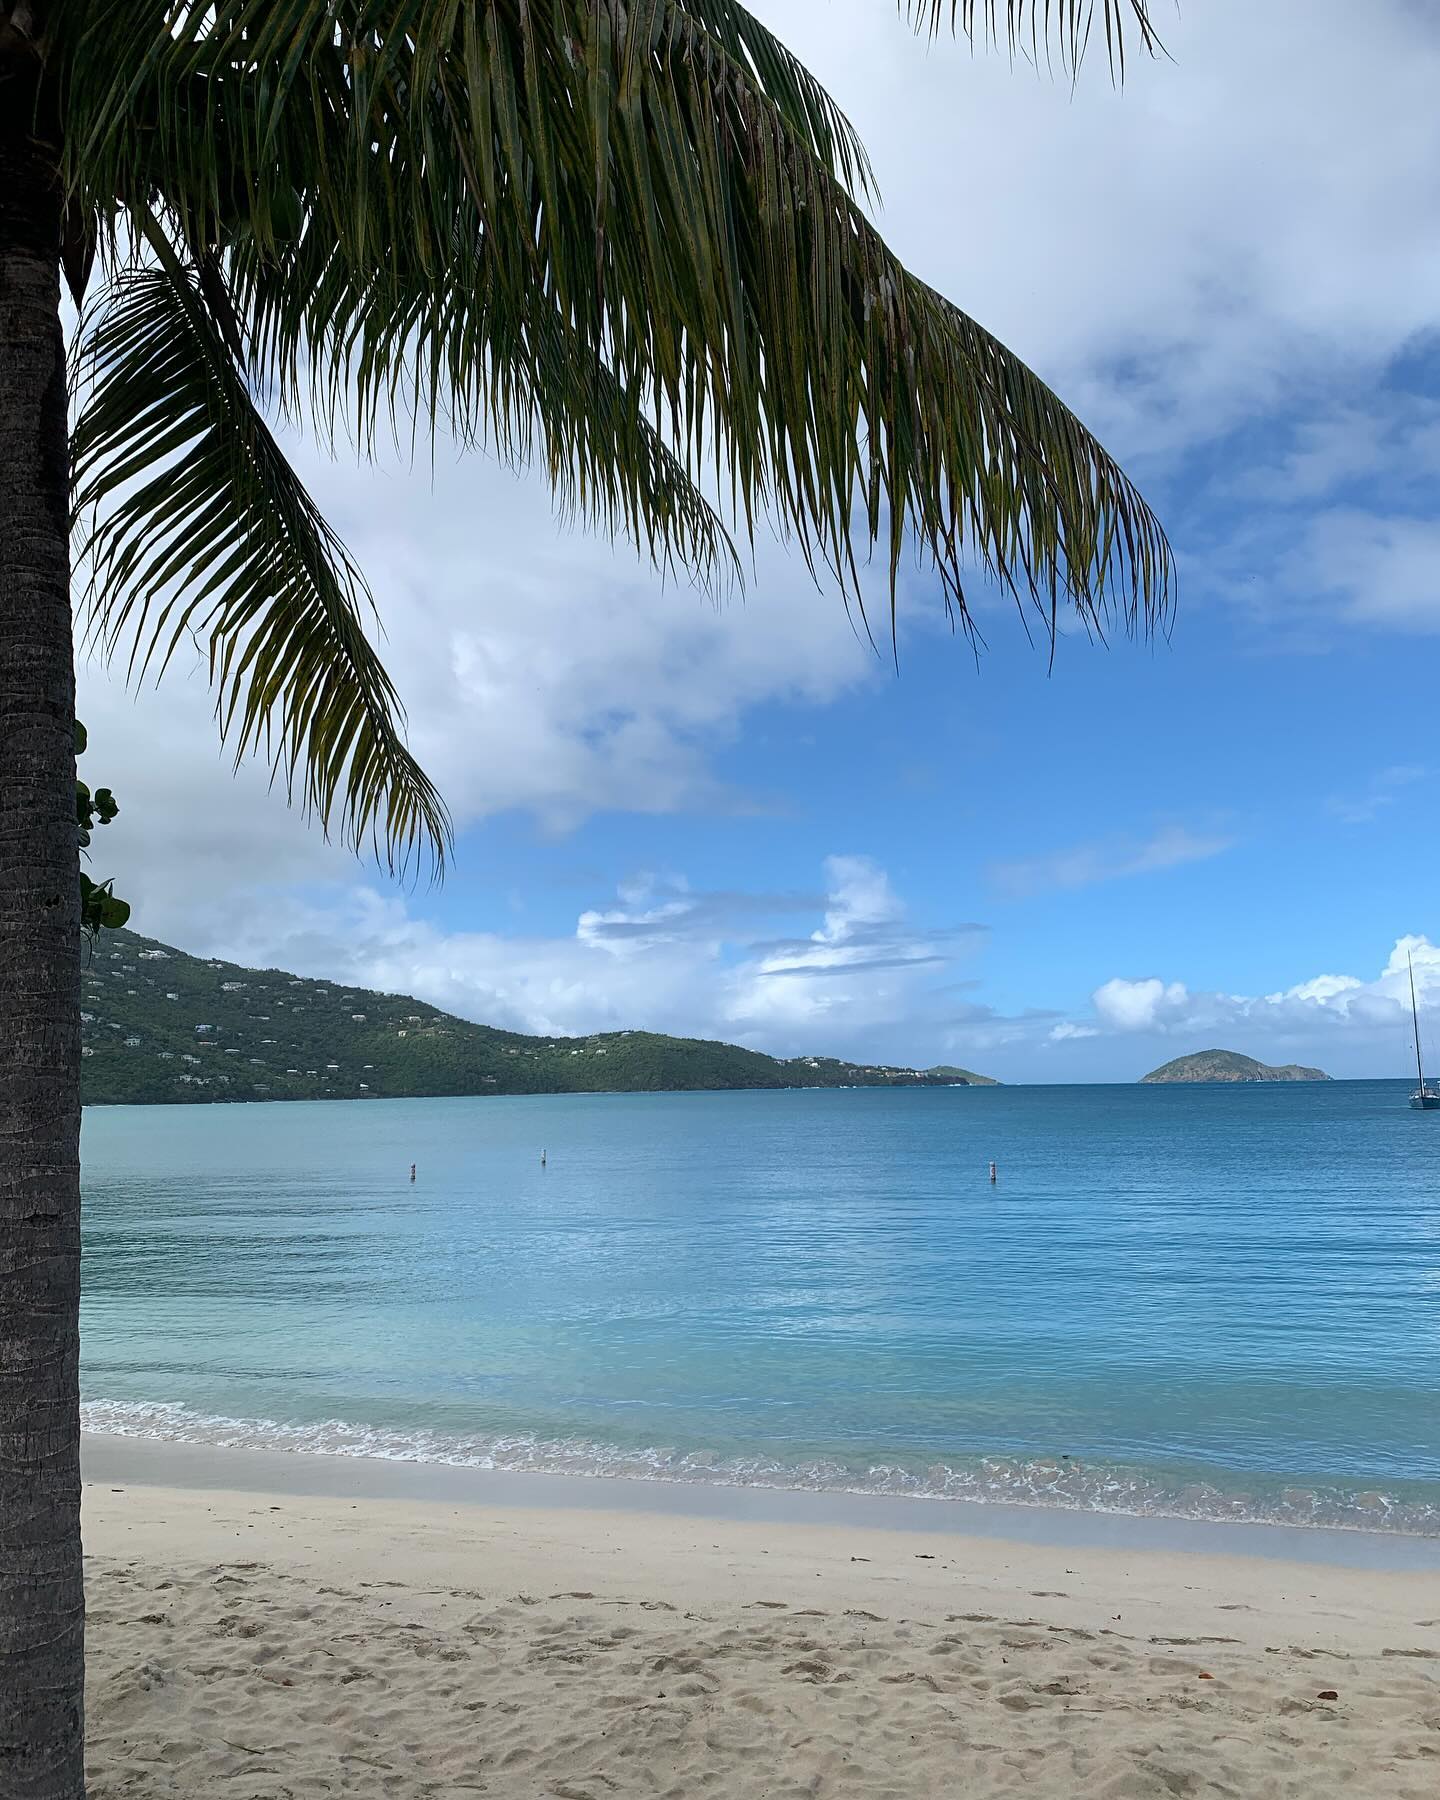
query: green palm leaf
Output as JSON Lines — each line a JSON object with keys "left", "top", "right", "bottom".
{"left": 59, "top": 0, "right": 1174, "bottom": 873}
{"left": 232, "top": 240, "right": 742, "bottom": 590}
{"left": 71, "top": 223, "right": 452, "bottom": 875}
{"left": 906, "top": 2, "right": 1165, "bottom": 74}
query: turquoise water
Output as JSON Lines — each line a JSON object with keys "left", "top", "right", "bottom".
{"left": 80, "top": 1084, "right": 1440, "bottom": 1533}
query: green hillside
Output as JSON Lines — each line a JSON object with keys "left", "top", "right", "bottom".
{"left": 79, "top": 930, "right": 997, "bottom": 1105}
{"left": 926, "top": 1064, "right": 1000, "bottom": 1087}
{"left": 1140, "top": 1049, "right": 1331, "bottom": 1084}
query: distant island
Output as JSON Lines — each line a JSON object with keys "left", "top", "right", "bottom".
{"left": 79, "top": 929, "right": 999, "bottom": 1105}
{"left": 1140, "top": 1049, "right": 1331, "bottom": 1085}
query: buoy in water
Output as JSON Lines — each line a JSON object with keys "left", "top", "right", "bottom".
{"left": 989, "top": 1161, "right": 997, "bottom": 1184}
{"left": 410, "top": 1163, "right": 416, "bottom": 1182}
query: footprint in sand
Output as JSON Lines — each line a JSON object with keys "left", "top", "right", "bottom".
{"left": 781, "top": 1658, "right": 835, "bottom": 1683}
{"left": 214, "top": 1619, "right": 264, "bottom": 1639}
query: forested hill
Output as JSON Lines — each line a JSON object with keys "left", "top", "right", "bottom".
{"left": 80, "top": 931, "right": 998, "bottom": 1105}
{"left": 1140, "top": 1049, "right": 1331, "bottom": 1084}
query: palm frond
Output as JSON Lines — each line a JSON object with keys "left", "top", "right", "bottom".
{"left": 63, "top": 0, "right": 1173, "bottom": 666}
{"left": 70, "top": 221, "right": 452, "bottom": 876}
{"left": 72, "top": 0, "right": 1170, "bottom": 643}
{"left": 647, "top": 0, "right": 877, "bottom": 196}
{"left": 233, "top": 241, "right": 742, "bottom": 593}
{"left": 904, "top": 2, "right": 1167, "bottom": 76}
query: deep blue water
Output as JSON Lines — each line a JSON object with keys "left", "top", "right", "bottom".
{"left": 79, "top": 1082, "right": 1440, "bottom": 1532}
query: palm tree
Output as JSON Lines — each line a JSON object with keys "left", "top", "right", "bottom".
{"left": 0, "top": 2, "right": 1168, "bottom": 1794}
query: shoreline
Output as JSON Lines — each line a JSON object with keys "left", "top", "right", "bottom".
{"left": 80, "top": 1077, "right": 1411, "bottom": 1108}
{"left": 80, "top": 1080, "right": 1002, "bottom": 1110}
{"left": 83, "top": 1432, "right": 1440, "bottom": 1572}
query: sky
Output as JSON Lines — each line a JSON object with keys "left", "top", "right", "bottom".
{"left": 76, "top": 0, "right": 1440, "bottom": 1083}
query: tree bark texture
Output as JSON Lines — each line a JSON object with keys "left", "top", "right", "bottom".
{"left": 0, "top": 36, "right": 86, "bottom": 1800}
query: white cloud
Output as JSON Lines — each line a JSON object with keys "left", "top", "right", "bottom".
{"left": 770, "top": 0, "right": 1440, "bottom": 665}
{"left": 76, "top": 659, "right": 345, "bottom": 940}
{"left": 1327, "top": 764, "right": 1428, "bottom": 826}
{"left": 575, "top": 877, "right": 826, "bottom": 956}
{"left": 988, "top": 825, "right": 1233, "bottom": 897}
{"left": 1092, "top": 976, "right": 1193, "bottom": 1034}
{"left": 76, "top": 448, "right": 886, "bottom": 945}
{"left": 1072, "top": 935, "right": 1440, "bottom": 1059}
{"left": 108, "top": 831, "right": 1440, "bottom": 1082}
{"left": 1293, "top": 512, "right": 1440, "bottom": 632}
{"left": 163, "top": 855, "right": 984, "bottom": 1065}
{"left": 768, "top": 0, "right": 1440, "bottom": 458}
{"left": 722, "top": 856, "right": 985, "bottom": 1040}
{"left": 812, "top": 855, "right": 906, "bottom": 947}
{"left": 283, "top": 451, "right": 887, "bottom": 833}
{"left": 1240, "top": 401, "right": 1440, "bottom": 507}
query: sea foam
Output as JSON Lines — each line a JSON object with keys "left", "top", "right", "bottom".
{"left": 81, "top": 1397, "right": 1440, "bottom": 1537}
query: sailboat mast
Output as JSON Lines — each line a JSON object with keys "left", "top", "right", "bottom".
{"left": 1409, "top": 952, "right": 1426, "bottom": 1091}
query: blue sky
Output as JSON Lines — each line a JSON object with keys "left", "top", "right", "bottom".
{"left": 78, "top": 0, "right": 1440, "bottom": 1081}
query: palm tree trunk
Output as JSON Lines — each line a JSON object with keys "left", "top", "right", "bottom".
{"left": 0, "top": 45, "right": 86, "bottom": 1800}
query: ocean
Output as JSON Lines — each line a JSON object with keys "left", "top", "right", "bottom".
{"left": 79, "top": 1082, "right": 1440, "bottom": 1535}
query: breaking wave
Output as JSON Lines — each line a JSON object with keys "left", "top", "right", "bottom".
{"left": 81, "top": 1398, "right": 1440, "bottom": 1537}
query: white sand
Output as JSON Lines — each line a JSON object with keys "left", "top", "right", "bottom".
{"left": 84, "top": 1466, "right": 1440, "bottom": 1798}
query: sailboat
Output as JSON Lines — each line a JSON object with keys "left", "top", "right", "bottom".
{"left": 1407, "top": 952, "right": 1440, "bottom": 1110}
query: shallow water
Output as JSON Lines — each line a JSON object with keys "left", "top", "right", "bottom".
{"left": 80, "top": 1082, "right": 1440, "bottom": 1533}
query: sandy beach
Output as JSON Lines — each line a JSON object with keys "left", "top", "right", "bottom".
{"left": 82, "top": 1439, "right": 1440, "bottom": 1798}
